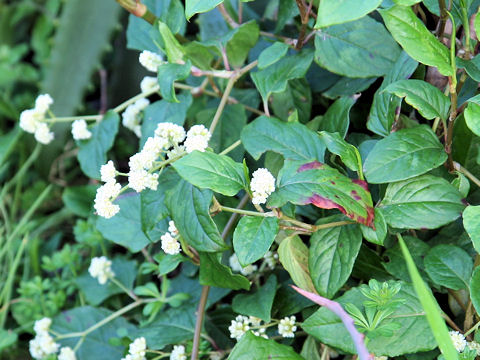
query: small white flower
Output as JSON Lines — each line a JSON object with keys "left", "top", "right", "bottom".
{"left": 122, "top": 98, "right": 150, "bottom": 137}
{"left": 167, "top": 145, "right": 186, "bottom": 159}
{"left": 263, "top": 251, "right": 278, "bottom": 270}
{"left": 139, "top": 50, "right": 164, "bottom": 72}
{"left": 88, "top": 256, "right": 115, "bottom": 285}
{"left": 29, "top": 333, "right": 60, "bottom": 359}
{"left": 140, "top": 76, "right": 159, "bottom": 93}
{"left": 34, "top": 94, "right": 53, "bottom": 114}
{"left": 468, "top": 341, "right": 480, "bottom": 356}
{"left": 250, "top": 168, "right": 275, "bottom": 205}
{"left": 19, "top": 108, "right": 44, "bottom": 133}
{"left": 184, "top": 125, "right": 211, "bottom": 153}
{"left": 58, "top": 347, "right": 76, "bottom": 360}
{"left": 94, "top": 198, "right": 120, "bottom": 218}
{"left": 143, "top": 136, "right": 168, "bottom": 156}
{"left": 155, "top": 122, "right": 186, "bottom": 147}
{"left": 126, "top": 337, "right": 146, "bottom": 360}
{"left": 228, "top": 315, "right": 250, "bottom": 340}
{"left": 94, "top": 181, "right": 122, "bottom": 218}
{"left": 249, "top": 316, "right": 262, "bottom": 327}
{"left": 449, "top": 331, "right": 467, "bottom": 352}
{"left": 33, "top": 317, "right": 51, "bottom": 335}
{"left": 228, "top": 254, "right": 257, "bottom": 276}
{"left": 278, "top": 316, "right": 297, "bottom": 338}
{"left": 71, "top": 119, "right": 92, "bottom": 140}
{"left": 34, "top": 122, "right": 55, "bottom": 144}
{"left": 100, "top": 161, "right": 117, "bottom": 183}
{"left": 170, "top": 345, "right": 187, "bottom": 360}
{"left": 168, "top": 220, "right": 178, "bottom": 236}
{"left": 253, "top": 327, "right": 268, "bottom": 339}
{"left": 128, "top": 170, "right": 159, "bottom": 192}
{"left": 161, "top": 232, "right": 181, "bottom": 255}
{"left": 129, "top": 151, "right": 155, "bottom": 172}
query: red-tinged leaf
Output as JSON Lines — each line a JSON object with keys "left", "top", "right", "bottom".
{"left": 268, "top": 160, "right": 375, "bottom": 227}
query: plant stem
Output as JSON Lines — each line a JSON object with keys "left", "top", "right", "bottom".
{"left": 218, "top": 205, "right": 274, "bottom": 218}
{"left": 110, "top": 277, "right": 138, "bottom": 301}
{"left": 219, "top": 140, "right": 242, "bottom": 155}
{"left": 437, "top": 0, "right": 448, "bottom": 39}
{"left": 209, "top": 76, "right": 236, "bottom": 134}
{"left": 221, "top": 195, "right": 250, "bottom": 239}
{"left": 191, "top": 286, "right": 210, "bottom": 360}
{"left": 453, "top": 161, "right": 480, "bottom": 188}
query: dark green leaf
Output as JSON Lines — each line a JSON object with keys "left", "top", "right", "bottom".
{"left": 241, "top": 116, "right": 326, "bottom": 162}
{"left": 269, "top": 160, "right": 374, "bottom": 227}
{"left": 360, "top": 208, "right": 387, "bottom": 246}
{"left": 157, "top": 61, "right": 191, "bottom": 102}
{"left": 77, "top": 111, "right": 119, "bottom": 179}
{"left": 233, "top": 216, "right": 279, "bottom": 266}
{"left": 165, "top": 179, "right": 226, "bottom": 252}
{"left": 228, "top": 331, "right": 304, "bottom": 359}
{"left": 258, "top": 42, "right": 289, "bottom": 69}
{"left": 199, "top": 253, "right": 251, "bottom": 290}
{"left": 232, "top": 275, "right": 277, "bottom": 322}
{"left": 379, "top": 175, "right": 465, "bottom": 229}
{"left": 62, "top": 185, "right": 97, "bottom": 218}
{"left": 154, "top": 252, "right": 185, "bottom": 276}
{"left": 456, "top": 55, "right": 480, "bottom": 82}
{"left": 315, "top": 0, "right": 382, "bottom": 28}
{"left": 314, "top": 16, "right": 401, "bottom": 77}
{"left": 318, "top": 96, "right": 357, "bottom": 137}
{"left": 384, "top": 79, "right": 450, "bottom": 120}
{"left": 463, "top": 205, "right": 480, "bottom": 253}
{"left": 464, "top": 95, "right": 480, "bottom": 137}
{"left": 379, "top": 5, "right": 452, "bottom": 76}
{"left": 318, "top": 131, "right": 361, "bottom": 172}
{"left": 225, "top": 21, "right": 259, "bottom": 67}
{"left": 424, "top": 244, "right": 473, "bottom": 290}
{"left": 363, "top": 125, "right": 447, "bottom": 183}
{"left": 271, "top": 78, "right": 312, "bottom": 124}
{"left": 185, "top": 0, "right": 224, "bottom": 20}
{"left": 470, "top": 267, "right": 480, "bottom": 315}
{"left": 172, "top": 151, "right": 247, "bottom": 196}
{"left": 309, "top": 217, "right": 362, "bottom": 298}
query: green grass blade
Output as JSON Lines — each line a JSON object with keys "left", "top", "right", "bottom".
{"left": 397, "top": 233, "right": 458, "bottom": 360}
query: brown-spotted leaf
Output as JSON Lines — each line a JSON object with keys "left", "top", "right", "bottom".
{"left": 268, "top": 160, "right": 375, "bottom": 227}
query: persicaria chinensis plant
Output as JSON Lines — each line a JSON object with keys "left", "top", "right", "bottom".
{"left": 6, "top": 0, "right": 480, "bottom": 359}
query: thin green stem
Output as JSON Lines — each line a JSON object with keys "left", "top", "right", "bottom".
{"left": 209, "top": 77, "right": 236, "bottom": 134}
{"left": 453, "top": 161, "right": 480, "bottom": 188}
{"left": 110, "top": 277, "right": 138, "bottom": 301}
{"left": 219, "top": 140, "right": 241, "bottom": 155}
{"left": 218, "top": 205, "right": 274, "bottom": 218}
{"left": 113, "top": 88, "right": 159, "bottom": 113}
{"left": 44, "top": 115, "right": 101, "bottom": 123}
{"left": 465, "top": 320, "right": 480, "bottom": 336}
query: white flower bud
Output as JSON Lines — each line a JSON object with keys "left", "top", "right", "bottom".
{"left": 34, "top": 122, "right": 55, "bottom": 144}
{"left": 161, "top": 232, "right": 181, "bottom": 255}
{"left": 88, "top": 256, "right": 115, "bottom": 285}
{"left": 250, "top": 168, "right": 275, "bottom": 205}
{"left": 58, "top": 347, "right": 77, "bottom": 360}
{"left": 139, "top": 50, "right": 164, "bottom": 72}
{"left": 278, "top": 316, "right": 297, "bottom": 338}
{"left": 140, "top": 76, "right": 158, "bottom": 93}
{"left": 71, "top": 119, "right": 92, "bottom": 140}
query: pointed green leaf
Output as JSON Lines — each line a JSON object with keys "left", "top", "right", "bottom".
{"left": 233, "top": 216, "right": 279, "bottom": 266}
{"left": 318, "top": 96, "right": 357, "bottom": 138}
{"left": 379, "top": 5, "right": 452, "bottom": 76}
{"left": 470, "top": 267, "right": 480, "bottom": 315}
{"left": 318, "top": 131, "right": 362, "bottom": 172}
{"left": 185, "top": 0, "right": 224, "bottom": 20}
{"left": 229, "top": 332, "right": 303, "bottom": 359}
{"left": 360, "top": 208, "right": 387, "bottom": 246}
{"left": 232, "top": 275, "right": 277, "bottom": 322}
{"left": 158, "top": 21, "right": 185, "bottom": 63}
{"left": 258, "top": 42, "right": 289, "bottom": 69}
{"left": 464, "top": 96, "right": 480, "bottom": 137}
{"left": 315, "top": 0, "right": 382, "bottom": 28}
{"left": 157, "top": 61, "right": 191, "bottom": 103}
{"left": 199, "top": 253, "right": 250, "bottom": 290}
{"left": 463, "top": 205, "right": 480, "bottom": 253}
{"left": 363, "top": 125, "right": 447, "bottom": 183}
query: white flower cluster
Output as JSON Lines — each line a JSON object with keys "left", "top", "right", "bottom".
{"left": 155, "top": 122, "right": 186, "bottom": 147}
{"left": 250, "top": 168, "right": 275, "bottom": 205}
{"left": 122, "top": 337, "right": 147, "bottom": 360}
{"left": 263, "top": 251, "right": 278, "bottom": 270}
{"left": 122, "top": 98, "right": 150, "bottom": 137}
{"left": 88, "top": 256, "right": 115, "bottom": 285}
{"left": 19, "top": 94, "right": 55, "bottom": 144}
{"left": 140, "top": 76, "right": 158, "bottom": 93}
{"left": 139, "top": 50, "right": 164, "bottom": 72}
{"left": 71, "top": 119, "right": 92, "bottom": 140}
{"left": 161, "top": 220, "right": 181, "bottom": 255}
{"left": 184, "top": 125, "right": 211, "bottom": 153}
{"left": 95, "top": 163, "right": 122, "bottom": 218}
{"left": 228, "top": 315, "right": 250, "bottom": 340}
{"left": 229, "top": 254, "right": 257, "bottom": 276}
{"left": 450, "top": 331, "right": 467, "bottom": 352}
{"left": 468, "top": 341, "right": 480, "bottom": 356}
{"left": 29, "top": 317, "right": 60, "bottom": 359}
{"left": 58, "top": 347, "right": 77, "bottom": 360}
{"left": 278, "top": 316, "right": 297, "bottom": 338}
{"left": 170, "top": 345, "right": 187, "bottom": 360}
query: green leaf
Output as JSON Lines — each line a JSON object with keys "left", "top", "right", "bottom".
{"left": 360, "top": 208, "right": 387, "bottom": 246}
{"left": 315, "top": 0, "right": 382, "bottom": 28}
{"left": 52, "top": 306, "right": 136, "bottom": 360}
{"left": 379, "top": 174, "right": 465, "bottom": 229}
{"left": 278, "top": 235, "right": 316, "bottom": 293}
{"left": 397, "top": 235, "right": 459, "bottom": 360}
{"left": 300, "top": 336, "right": 322, "bottom": 360}
{"left": 185, "top": 0, "right": 224, "bottom": 20}
{"left": 269, "top": 160, "right": 375, "bottom": 227}
{"left": 228, "top": 331, "right": 304, "bottom": 359}
{"left": 96, "top": 194, "right": 152, "bottom": 252}
{"left": 314, "top": 16, "right": 401, "bottom": 77}
{"left": 232, "top": 275, "right": 277, "bottom": 322}
{"left": 140, "top": 92, "right": 191, "bottom": 146}
{"left": 165, "top": 179, "right": 226, "bottom": 252}
{"left": 172, "top": 151, "right": 246, "bottom": 196}
{"left": 470, "top": 267, "right": 480, "bottom": 315}
{"left": 309, "top": 217, "right": 362, "bottom": 298}
{"left": 251, "top": 50, "right": 314, "bottom": 102}
{"left": 199, "top": 253, "right": 251, "bottom": 290}
{"left": 233, "top": 216, "right": 279, "bottom": 266}
{"left": 135, "top": 305, "right": 196, "bottom": 349}
{"left": 62, "top": 185, "right": 97, "bottom": 218}
{"left": 363, "top": 125, "right": 447, "bottom": 184}
{"left": 323, "top": 77, "right": 377, "bottom": 99}
{"left": 75, "top": 258, "right": 137, "bottom": 306}
{"left": 0, "top": 329, "right": 17, "bottom": 352}
{"left": 258, "top": 42, "right": 289, "bottom": 69}
{"left": 463, "top": 205, "right": 480, "bottom": 253}
{"left": 451, "top": 171, "right": 470, "bottom": 198}
{"left": 318, "top": 96, "right": 357, "bottom": 138}
{"left": 241, "top": 116, "right": 326, "bottom": 162}
{"left": 77, "top": 111, "right": 119, "bottom": 179}
{"left": 456, "top": 55, "right": 480, "bottom": 82}
{"left": 464, "top": 96, "right": 480, "bottom": 137}
{"left": 424, "top": 244, "right": 473, "bottom": 290}
{"left": 224, "top": 21, "right": 259, "bottom": 67}
{"left": 0, "top": 126, "right": 21, "bottom": 167}
{"left": 368, "top": 51, "right": 418, "bottom": 137}
{"left": 303, "top": 281, "right": 437, "bottom": 356}
{"left": 157, "top": 61, "right": 191, "bottom": 103}
{"left": 379, "top": 5, "right": 452, "bottom": 76}
{"left": 318, "top": 131, "right": 362, "bottom": 172}
{"left": 154, "top": 252, "right": 185, "bottom": 276}
{"left": 271, "top": 78, "right": 312, "bottom": 124}
{"left": 384, "top": 79, "right": 450, "bottom": 120}
{"left": 158, "top": 21, "right": 185, "bottom": 63}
